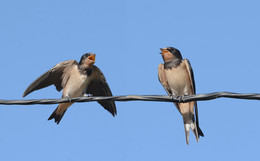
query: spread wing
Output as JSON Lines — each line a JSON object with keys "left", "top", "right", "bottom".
{"left": 23, "top": 60, "right": 78, "bottom": 97}
{"left": 86, "top": 65, "right": 117, "bottom": 116}
{"left": 158, "top": 63, "right": 172, "bottom": 95}
{"left": 184, "top": 59, "right": 204, "bottom": 137}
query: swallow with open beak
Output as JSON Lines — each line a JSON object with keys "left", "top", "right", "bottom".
{"left": 158, "top": 47, "right": 204, "bottom": 144}
{"left": 23, "top": 53, "right": 117, "bottom": 124}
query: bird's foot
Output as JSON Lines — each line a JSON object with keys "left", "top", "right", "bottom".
{"left": 65, "top": 96, "right": 72, "bottom": 102}
{"left": 170, "top": 94, "right": 177, "bottom": 103}
{"left": 84, "top": 93, "right": 93, "bottom": 97}
{"left": 179, "top": 95, "right": 188, "bottom": 103}
{"left": 173, "top": 95, "right": 185, "bottom": 103}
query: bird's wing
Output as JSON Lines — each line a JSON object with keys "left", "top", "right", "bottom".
{"left": 183, "top": 59, "right": 196, "bottom": 94}
{"left": 158, "top": 63, "right": 182, "bottom": 112}
{"left": 23, "top": 60, "right": 78, "bottom": 97}
{"left": 86, "top": 65, "right": 117, "bottom": 116}
{"left": 183, "top": 59, "right": 204, "bottom": 137}
{"left": 158, "top": 63, "right": 172, "bottom": 95}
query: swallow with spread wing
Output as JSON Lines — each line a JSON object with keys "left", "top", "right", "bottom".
{"left": 158, "top": 47, "right": 204, "bottom": 144}
{"left": 23, "top": 53, "right": 117, "bottom": 124}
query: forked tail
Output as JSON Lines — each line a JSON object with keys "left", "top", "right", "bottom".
{"left": 48, "top": 103, "right": 72, "bottom": 124}
{"left": 48, "top": 107, "right": 67, "bottom": 124}
{"left": 184, "top": 122, "right": 199, "bottom": 145}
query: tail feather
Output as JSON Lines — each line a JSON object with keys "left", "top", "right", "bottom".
{"left": 184, "top": 122, "right": 199, "bottom": 145}
{"left": 184, "top": 124, "right": 191, "bottom": 145}
{"left": 48, "top": 106, "right": 67, "bottom": 124}
{"left": 197, "top": 124, "right": 204, "bottom": 137}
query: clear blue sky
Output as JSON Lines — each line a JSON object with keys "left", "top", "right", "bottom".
{"left": 0, "top": 0, "right": 260, "bottom": 160}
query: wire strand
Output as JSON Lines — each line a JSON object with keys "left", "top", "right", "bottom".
{"left": 0, "top": 92, "right": 260, "bottom": 105}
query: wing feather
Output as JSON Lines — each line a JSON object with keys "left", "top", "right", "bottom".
{"left": 23, "top": 60, "right": 77, "bottom": 97}
{"left": 86, "top": 65, "right": 117, "bottom": 116}
{"left": 158, "top": 63, "right": 172, "bottom": 95}
{"left": 183, "top": 59, "right": 196, "bottom": 94}
{"left": 184, "top": 59, "right": 204, "bottom": 137}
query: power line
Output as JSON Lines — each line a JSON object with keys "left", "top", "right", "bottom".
{"left": 0, "top": 92, "right": 260, "bottom": 105}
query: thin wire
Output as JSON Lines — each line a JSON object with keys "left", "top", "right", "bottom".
{"left": 0, "top": 92, "right": 260, "bottom": 105}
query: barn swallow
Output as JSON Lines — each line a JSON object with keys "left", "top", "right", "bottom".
{"left": 158, "top": 47, "right": 204, "bottom": 144}
{"left": 23, "top": 53, "right": 117, "bottom": 124}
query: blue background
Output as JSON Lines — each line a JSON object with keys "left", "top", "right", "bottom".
{"left": 0, "top": 0, "right": 260, "bottom": 160}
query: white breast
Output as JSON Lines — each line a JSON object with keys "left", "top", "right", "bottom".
{"left": 63, "top": 66, "right": 91, "bottom": 97}
{"left": 165, "top": 64, "right": 191, "bottom": 96}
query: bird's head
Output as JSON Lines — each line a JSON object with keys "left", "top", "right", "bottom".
{"left": 79, "top": 53, "right": 96, "bottom": 68}
{"left": 160, "top": 47, "right": 183, "bottom": 62}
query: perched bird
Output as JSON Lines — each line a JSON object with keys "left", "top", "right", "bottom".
{"left": 158, "top": 47, "right": 204, "bottom": 144}
{"left": 23, "top": 53, "right": 117, "bottom": 124}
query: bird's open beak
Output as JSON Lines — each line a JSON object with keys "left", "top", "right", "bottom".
{"left": 160, "top": 48, "right": 168, "bottom": 54}
{"left": 88, "top": 54, "right": 96, "bottom": 61}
